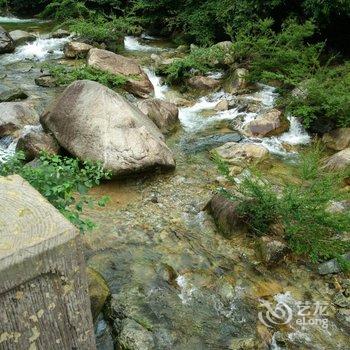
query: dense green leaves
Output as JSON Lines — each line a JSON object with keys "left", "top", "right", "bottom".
{"left": 0, "top": 152, "right": 111, "bottom": 232}
{"left": 216, "top": 145, "right": 350, "bottom": 264}
{"left": 46, "top": 64, "right": 127, "bottom": 89}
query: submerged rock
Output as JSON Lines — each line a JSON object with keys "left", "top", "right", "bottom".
{"left": 87, "top": 48, "right": 154, "bottom": 98}
{"left": 16, "top": 129, "right": 60, "bottom": 161}
{"left": 323, "top": 148, "right": 350, "bottom": 171}
{"left": 87, "top": 267, "right": 110, "bottom": 321}
{"left": 64, "top": 41, "right": 93, "bottom": 58}
{"left": 243, "top": 109, "right": 289, "bottom": 137}
{"left": 213, "top": 142, "right": 269, "bottom": 165}
{"left": 41, "top": 80, "right": 175, "bottom": 176}
{"left": 137, "top": 98, "right": 179, "bottom": 135}
{"left": 323, "top": 128, "right": 350, "bottom": 151}
{"left": 0, "top": 26, "right": 15, "bottom": 54}
{"left": 9, "top": 30, "right": 36, "bottom": 46}
{"left": 0, "top": 86, "right": 28, "bottom": 102}
{"left": 205, "top": 194, "right": 246, "bottom": 237}
{"left": 0, "top": 102, "right": 39, "bottom": 137}
{"left": 187, "top": 76, "right": 221, "bottom": 90}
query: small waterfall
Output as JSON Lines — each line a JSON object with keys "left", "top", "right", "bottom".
{"left": 144, "top": 67, "right": 169, "bottom": 99}
{"left": 0, "top": 136, "right": 17, "bottom": 163}
{"left": 124, "top": 36, "right": 163, "bottom": 52}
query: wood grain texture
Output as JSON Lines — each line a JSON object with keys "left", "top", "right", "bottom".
{"left": 0, "top": 175, "right": 96, "bottom": 349}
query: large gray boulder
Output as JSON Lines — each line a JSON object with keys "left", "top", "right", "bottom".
{"left": 87, "top": 48, "right": 154, "bottom": 98}
{"left": 137, "top": 98, "right": 179, "bottom": 135}
{"left": 0, "top": 26, "right": 15, "bottom": 54}
{"left": 40, "top": 80, "right": 175, "bottom": 176}
{"left": 9, "top": 30, "right": 36, "bottom": 46}
{"left": 0, "top": 102, "right": 39, "bottom": 137}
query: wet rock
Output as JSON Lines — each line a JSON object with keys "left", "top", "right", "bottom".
{"left": 244, "top": 109, "right": 290, "bottom": 137}
{"left": 87, "top": 267, "right": 110, "bottom": 321}
{"left": 227, "top": 68, "right": 249, "bottom": 94}
{"left": 118, "top": 318, "right": 155, "bottom": 350}
{"left": 164, "top": 90, "right": 192, "bottom": 106}
{"left": 51, "top": 29, "right": 70, "bottom": 39}
{"left": 35, "top": 75, "right": 57, "bottom": 88}
{"left": 64, "top": 41, "right": 93, "bottom": 58}
{"left": 323, "top": 128, "right": 350, "bottom": 151}
{"left": 187, "top": 76, "right": 221, "bottom": 90}
{"left": 229, "top": 337, "right": 260, "bottom": 350}
{"left": 0, "top": 26, "right": 15, "bottom": 54}
{"left": 137, "top": 98, "right": 179, "bottom": 135}
{"left": 87, "top": 48, "right": 154, "bottom": 98}
{"left": 323, "top": 148, "right": 350, "bottom": 171}
{"left": 335, "top": 309, "right": 350, "bottom": 333}
{"left": 41, "top": 80, "right": 175, "bottom": 176}
{"left": 182, "top": 132, "right": 242, "bottom": 153}
{"left": 318, "top": 252, "right": 350, "bottom": 275}
{"left": 215, "top": 99, "right": 229, "bottom": 111}
{"left": 95, "top": 316, "right": 115, "bottom": 350}
{"left": 333, "top": 292, "right": 350, "bottom": 308}
{"left": 176, "top": 44, "right": 189, "bottom": 53}
{"left": 257, "top": 236, "right": 289, "bottom": 266}
{"left": 205, "top": 194, "right": 246, "bottom": 237}
{"left": 16, "top": 129, "right": 60, "bottom": 161}
{"left": 9, "top": 30, "right": 36, "bottom": 46}
{"left": 213, "top": 142, "right": 269, "bottom": 165}
{"left": 0, "top": 102, "right": 39, "bottom": 137}
{"left": 0, "top": 87, "right": 27, "bottom": 102}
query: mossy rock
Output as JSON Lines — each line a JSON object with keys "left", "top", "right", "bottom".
{"left": 87, "top": 267, "right": 110, "bottom": 321}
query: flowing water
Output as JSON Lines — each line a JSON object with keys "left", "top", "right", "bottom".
{"left": 0, "top": 23, "right": 348, "bottom": 349}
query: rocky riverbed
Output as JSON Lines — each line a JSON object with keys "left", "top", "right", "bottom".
{"left": 0, "top": 16, "right": 349, "bottom": 350}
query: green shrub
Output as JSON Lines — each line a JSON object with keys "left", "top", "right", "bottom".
{"left": 46, "top": 64, "right": 127, "bottom": 89}
{"left": 231, "top": 19, "right": 323, "bottom": 88}
{"left": 0, "top": 152, "right": 111, "bottom": 232}
{"left": 216, "top": 145, "right": 350, "bottom": 264}
{"left": 67, "top": 15, "right": 141, "bottom": 43}
{"left": 159, "top": 45, "right": 228, "bottom": 84}
{"left": 39, "top": 0, "right": 92, "bottom": 20}
{"left": 285, "top": 62, "right": 350, "bottom": 128}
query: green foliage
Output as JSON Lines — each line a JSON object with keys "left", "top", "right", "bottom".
{"left": 216, "top": 145, "right": 350, "bottom": 264}
{"left": 231, "top": 19, "right": 323, "bottom": 87}
{"left": 39, "top": 0, "right": 91, "bottom": 20}
{"left": 46, "top": 64, "right": 127, "bottom": 89}
{"left": 159, "top": 45, "right": 228, "bottom": 84}
{"left": 286, "top": 62, "right": 350, "bottom": 128}
{"left": 67, "top": 15, "right": 141, "bottom": 42}
{"left": 0, "top": 152, "right": 111, "bottom": 232}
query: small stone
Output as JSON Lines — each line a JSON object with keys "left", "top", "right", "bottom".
{"left": 257, "top": 236, "right": 289, "bottom": 266}
{"left": 64, "top": 41, "right": 93, "bottom": 59}
{"left": 35, "top": 75, "right": 57, "bottom": 88}
{"left": 51, "top": 29, "right": 70, "bottom": 39}
{"left": 333, "top": 292, "right": 350, "bottom": 308}
{"left": 318, "top": 253, "right": 350, "bottom": 275}
{"left": 215, "top": 99, "right": 229, "bottom": 111}
{"left": 187, "top": 76, "right": 221, "bottom": 90}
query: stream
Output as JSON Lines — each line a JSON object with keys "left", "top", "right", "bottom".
{"left": 0, "top": 17, "right": 349, "bottom": 350}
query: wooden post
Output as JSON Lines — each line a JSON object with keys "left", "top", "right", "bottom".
{"left": 0, "top": 175, "right": 96, "bottom": 350}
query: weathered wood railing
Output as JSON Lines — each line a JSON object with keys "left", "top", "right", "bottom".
{"left": 0, "top": 175, "right": 96, "bottom": 349}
